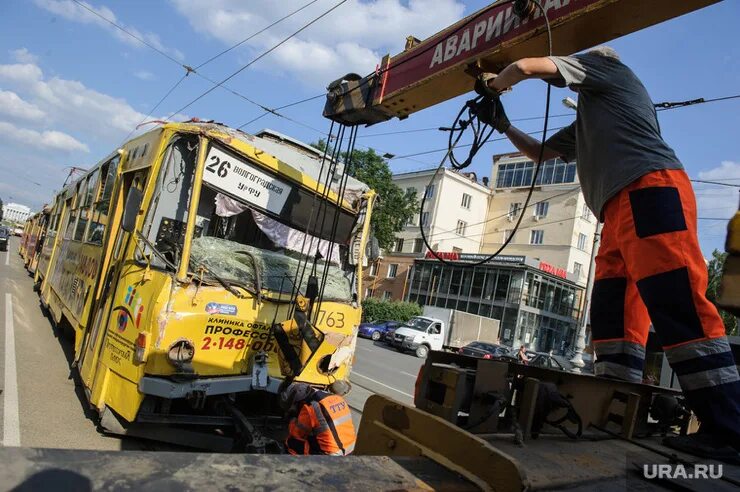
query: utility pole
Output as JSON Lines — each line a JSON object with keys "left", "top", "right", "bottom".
{"left": 570, "top": 221, "right": 602, "bottom": 370}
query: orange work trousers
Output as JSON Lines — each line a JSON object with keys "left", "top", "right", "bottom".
{"left": 591, "top": 169, "right": 739, "bottom": 440}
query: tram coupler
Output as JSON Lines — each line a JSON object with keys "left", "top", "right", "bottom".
{"left": 217, "top": 397, "right": 282, "bottom": 454}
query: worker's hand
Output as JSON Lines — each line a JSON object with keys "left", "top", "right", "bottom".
{"left": 474, "top": 73, "right": 501, "bottom": 99}
{"left": 476, "top": 97, "right": 511, "bottom": 134}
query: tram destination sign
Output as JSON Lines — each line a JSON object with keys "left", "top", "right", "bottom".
{"left": 203, "top": 145, "right": 291, "bottom": 216}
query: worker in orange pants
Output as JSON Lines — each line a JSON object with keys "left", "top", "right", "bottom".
{"left": 590, "top": 169, "right": 740, "bottom": 455}
{"left": 480, "top": 46, "right": 739, "bottom": 459}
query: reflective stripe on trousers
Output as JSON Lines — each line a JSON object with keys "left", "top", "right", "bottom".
{"left": 593, "top": 340, "right": 645, "bottom": 382}
{"left": 665, "top": 337, "right": 740, "bottom": 391}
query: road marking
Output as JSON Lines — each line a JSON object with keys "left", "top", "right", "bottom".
{"left": 352, "top": 372, "right": 414, "bottom": 399}
{"left": 3, "top": 293, "right": 20, "bottom": 446}
{"left": 4, "top": 252, "right": 8, "bottom": 266}
{"left": 400, "top": 371, "right": 418, "bottom": 378}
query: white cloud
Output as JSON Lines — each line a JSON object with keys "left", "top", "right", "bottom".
{"left": 171, "top": 0, "right": 465, "bottom": 86}
{"left": 0, "top": 90, "right": 46, "bottom": 121}
{"left": 0, "top": 60, "right": 149, "bottom": 141}
{"left": 34, "top": 0, "right": 184, "bottom": 60}
{"left": 0, "top": 121, "right": 89, "bottom": 153}
{"left": 0, "top": 63, "right": 44, "bottom": 85}
{"left": 134, "top": 70, "right": 155, "bottom": 81}
{"left": 10, "top": 48, "right": 39, "bottom": 64}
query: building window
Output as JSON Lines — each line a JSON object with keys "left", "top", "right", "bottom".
{"left": 387, "top": 264, "right": 399, "bottom": 278}
{"left": 425, "top": 184, "right": 435, "bottom": 199}
{"left": 534, "top": 201, "right": 549, "bottom": 218}
{"left": 383, "top": 291, "right": 393, "bottom": 300}
{"left": 508, "top": 202, "right": 522, "bottom": 220}
{"left": 573, "top": 262, "right": 583, "bottom": 277}
{"left": 364, "top": 287, "right": 371, "bottom": 298}
{"left": 581, "top": 203, "right": 592, "bottom": 221}
{"left": 413, "top": 238, "right": 424, "bottom": 253}
{"left": 369, "top": 262, "right": 378, "bottom": 276}
{"left": 495, "top": 158, "right": 577, "bottom": 188}
{"left": 421, "top": 211, "right": 430, "bottom": 226}
{"left": 456, "top": 220, "right": 467, "bottom": 236}
{"left": 452, "top": 247, "right": 463, "bottom": 253}
{"left": 577, "top": 233, "right": 588, "bottom": 251}
{"left": 461, "top": 193, "right": 472, "bottom": 209}
{"left": 530, "top": 230, "right": 544, "bottom": 245}
{"left": 502, "top": 229, "right": 515, "bottom": 243}
{"left": 407, "top": 214, "right": 417, "bottom": 226}
{"left": 394, "top": 238, "right": 404, "bottom": 252}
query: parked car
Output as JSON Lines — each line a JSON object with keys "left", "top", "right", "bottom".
{"left": 526, "top": 351, "right": 573, "bottom": 371}
{"left": 13, "top": 227, "right": 23, "bottom": 237}
{"left": 358, "top": 320, "right": 401, "bottom": 341}
{"left": 0, "top": 227, "right": 8, "bottom": 251}
{"left": 459, "top": 341, "right": 512, "bottom": 359}
{"left": 383, "top": 326, "right": 398, "bottom": 345}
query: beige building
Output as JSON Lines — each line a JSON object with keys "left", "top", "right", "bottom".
{"left": 365, "top": 168, "right": 492, "bottom": 300}
{"left": 481, "top": 153, "right": 597, "bottom": 286}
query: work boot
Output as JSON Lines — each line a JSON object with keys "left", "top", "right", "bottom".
{"left": 663, "top": 433, "right": 740, "bottom": 465}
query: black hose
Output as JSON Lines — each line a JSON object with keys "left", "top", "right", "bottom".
{"left": 420, "top": 0, "right": 553, "bottom": 268}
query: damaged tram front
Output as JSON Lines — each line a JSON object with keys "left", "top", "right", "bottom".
{"left": 36, "top": 122, "right": 375, "bottom": 450}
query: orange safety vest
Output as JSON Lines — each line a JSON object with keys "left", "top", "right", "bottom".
{"left": 285, "top": 391, "right": 356, "bottom": 456}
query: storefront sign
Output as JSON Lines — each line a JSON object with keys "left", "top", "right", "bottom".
{"left": 424, "top": 251, "right": 525, "bottom": 264}
{"left": 539, "top": 261, "right": 568, "bottom": 279}
{"left": 203, "top": 145, "right": 291, "bottom": 216}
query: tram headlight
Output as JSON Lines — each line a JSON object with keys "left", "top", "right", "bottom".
{"left": 167, "top": 339, "right": 195, "bottom": 366}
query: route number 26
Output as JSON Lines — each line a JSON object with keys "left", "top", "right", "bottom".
{"left": 206, "top": 155, "right": 231, "bottom": 178}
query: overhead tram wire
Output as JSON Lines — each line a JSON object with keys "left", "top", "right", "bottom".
{"left": 192, "top": 0, "right": 321, "bottom": 70}
{"left": 165, "top": 0, "right": 349, "bottom": 123}
{"left": 356, "top": 114, "right": 573, "bottom": 139}
{"left": 655, "top": 93, "right": 740, "bottom": 111}
{"left": 72, "top": 0, "right": 335, "bottom": 140}
{"left": 390, "top": 126, "right": 567, "bottom": 161}
{"left": 422, "top": 186, "right": 582, "bottom": 242}
{"left": 423, "top": 173, "right": 734, "bottom": 243}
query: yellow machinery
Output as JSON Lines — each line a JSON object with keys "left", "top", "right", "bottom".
{"left": 34, "top": 121, "right": 376, "bottom": 449}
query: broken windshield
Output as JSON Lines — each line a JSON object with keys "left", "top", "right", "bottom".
{"left": 189, "top": 183, "right": 354, "bottom": 302}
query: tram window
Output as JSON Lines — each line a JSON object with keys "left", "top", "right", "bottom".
{"left": 65, "top": 180, "right": 84, "bottom": 240}
{"left": 87, "top": 157, "right": 119, "bottom": 245}
{"left": 74, "top": 170, "right": 98, "bottom": 242}
{"left": 141, "top": 135, "right": 198, "bottom": 267}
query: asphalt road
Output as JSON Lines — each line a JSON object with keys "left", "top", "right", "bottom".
{"left": 346, "top": 337, "right": 425, "bottom": 427}
{"left": 0, "top": 235, "right": 420, "bottom": 449}
{"left": 0, "top": 237, "right": 156, "bottom": 450}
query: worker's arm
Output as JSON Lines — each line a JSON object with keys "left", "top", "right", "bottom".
{"left": 489, "top": 57, "right": 561, "bottom": 92}
{"left": 504, "top": 125, "right": 563, "bottom": 162}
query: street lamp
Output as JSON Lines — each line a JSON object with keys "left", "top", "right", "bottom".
{"left": 562, "top": 97, "right": 578, "bottom": 110}
{"left": 570, "top": 222, "right": 601, "bottom": 370}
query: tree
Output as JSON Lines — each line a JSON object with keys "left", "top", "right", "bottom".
{"left": 706, "top": 249, "right": 738, "bottom": 336}
{"left": 313, "top": 141, "right": 418, "bottom": 249}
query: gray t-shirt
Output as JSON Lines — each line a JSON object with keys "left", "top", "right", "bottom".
{"left": 544, "top": 53, "right": 682, "bottom": 218}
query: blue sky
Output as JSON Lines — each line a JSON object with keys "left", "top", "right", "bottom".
{"left": 0, "top": 0, "right": 738, "bottom": 256}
